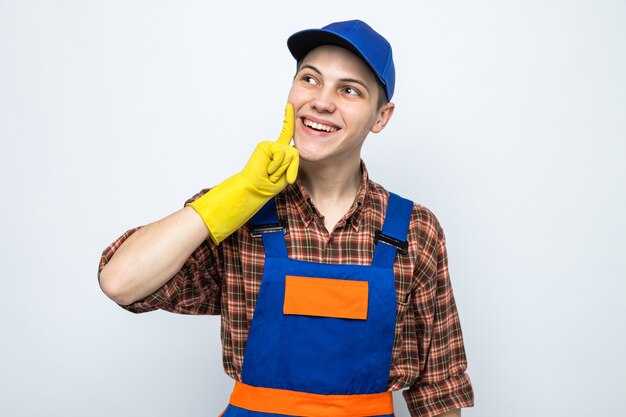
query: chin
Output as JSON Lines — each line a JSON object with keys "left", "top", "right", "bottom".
{"left": 293, "top": 141, "right": 323, "bottom": 162}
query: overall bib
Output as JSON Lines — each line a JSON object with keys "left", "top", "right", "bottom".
{"left": 220, "top": 193, "right": 413, "bottom": 417}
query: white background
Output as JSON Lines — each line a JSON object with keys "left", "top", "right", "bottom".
{"left": 1, "top": 1, "right": 625, "bottom": 416}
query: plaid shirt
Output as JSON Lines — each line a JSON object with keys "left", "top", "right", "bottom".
{"left": 99, "top": 163, "right": 474, "bottom": 417}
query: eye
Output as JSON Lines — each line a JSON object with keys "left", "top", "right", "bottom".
{"left": 343, "top": 86, "right": 361, "bottom": 96}
{"left": 302, "top": 75, "right": 318, "bottom": 85}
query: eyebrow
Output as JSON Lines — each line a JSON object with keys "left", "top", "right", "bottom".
{"left": 298, "top": 64, "right": 372, "bottom": 95}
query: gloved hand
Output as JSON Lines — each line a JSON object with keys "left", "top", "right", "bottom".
{"left": 188, "top": 103, "right": 299, "bottom": 244}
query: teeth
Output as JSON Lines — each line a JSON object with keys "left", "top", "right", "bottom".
{"left": 303, "top": 119, "right": 337, "bottom": 133}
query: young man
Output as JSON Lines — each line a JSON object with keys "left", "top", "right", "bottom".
{"left": 99, "top": 20, "right": 474, "bottom": 417}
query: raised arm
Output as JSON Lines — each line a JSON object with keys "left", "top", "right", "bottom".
{"left": 99, "top": 104, "right": 298, "bottom": 306}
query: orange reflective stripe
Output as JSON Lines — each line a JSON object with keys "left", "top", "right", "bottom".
{"left": 283, "top": 275, "right": 369, "bottom": 320}
{"left": 229, "top": 381, "right": 393, "bottom": 417}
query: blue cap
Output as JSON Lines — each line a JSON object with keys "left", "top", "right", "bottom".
{"left": 287, "top": 20, "right": 395, "bottom": 101}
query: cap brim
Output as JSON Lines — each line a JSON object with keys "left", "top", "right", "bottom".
{"left": 288, "top": 29, "right": 361, "bottom": 62}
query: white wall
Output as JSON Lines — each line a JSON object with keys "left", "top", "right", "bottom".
{"left": 1, "top": 1, "right": 624, "bottom": 416}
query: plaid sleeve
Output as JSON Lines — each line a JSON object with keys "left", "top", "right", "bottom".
{"left": 97, "top": 189, "right": 222, "bottom": 315}
{"left": 403, "top": 216, "right": 474, "bottom": 417}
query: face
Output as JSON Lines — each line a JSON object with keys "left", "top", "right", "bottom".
{"left": 287, "top": 45, "right": 394, "bottom": 167}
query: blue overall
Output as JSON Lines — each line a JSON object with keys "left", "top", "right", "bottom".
{"left": 221, "top": 193, "right": 413, "bottom": 417}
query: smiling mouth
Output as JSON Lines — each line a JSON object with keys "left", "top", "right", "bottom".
{"left": 302, "top": 118, "right": 338, "bottom": 133}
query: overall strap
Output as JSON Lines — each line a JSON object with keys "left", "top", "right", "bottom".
{"left": 372, "top": 192, "right": 414, "bottom": 268}
{"left": 250, "top": 198, "right": 288, "bottom": 259}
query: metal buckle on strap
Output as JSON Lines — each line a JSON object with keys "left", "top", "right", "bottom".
{"left": 250, "top": 221, "right": 287, "bottom": 238}
{"left": 374, "top": 229, "right": 408, "bottom": 255}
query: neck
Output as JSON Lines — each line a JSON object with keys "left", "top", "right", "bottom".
{"left": 299, "top": 159, "right": 361, "bottom": 200}
{"left": 298, "top": 159, "right": 362, "bottom": 232}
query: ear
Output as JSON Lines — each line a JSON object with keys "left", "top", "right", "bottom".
{"left": 370, "top": 102, "right": 395, "bottom": 134}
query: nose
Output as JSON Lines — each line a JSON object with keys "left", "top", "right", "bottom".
{"left": 310, "top": 86, "right": 336, "bottom": 113}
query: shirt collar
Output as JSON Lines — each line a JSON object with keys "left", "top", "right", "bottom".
{"left": 287, "top": 160, "right": 370, "bottom": 231}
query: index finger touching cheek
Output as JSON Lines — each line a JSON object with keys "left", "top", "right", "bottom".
{"left": 276, "top": 103, "right": 294, "bottom": 145}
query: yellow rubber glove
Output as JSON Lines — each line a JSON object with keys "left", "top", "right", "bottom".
{"left": 188, "top": 103, "right": 299, "bottom": 244}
